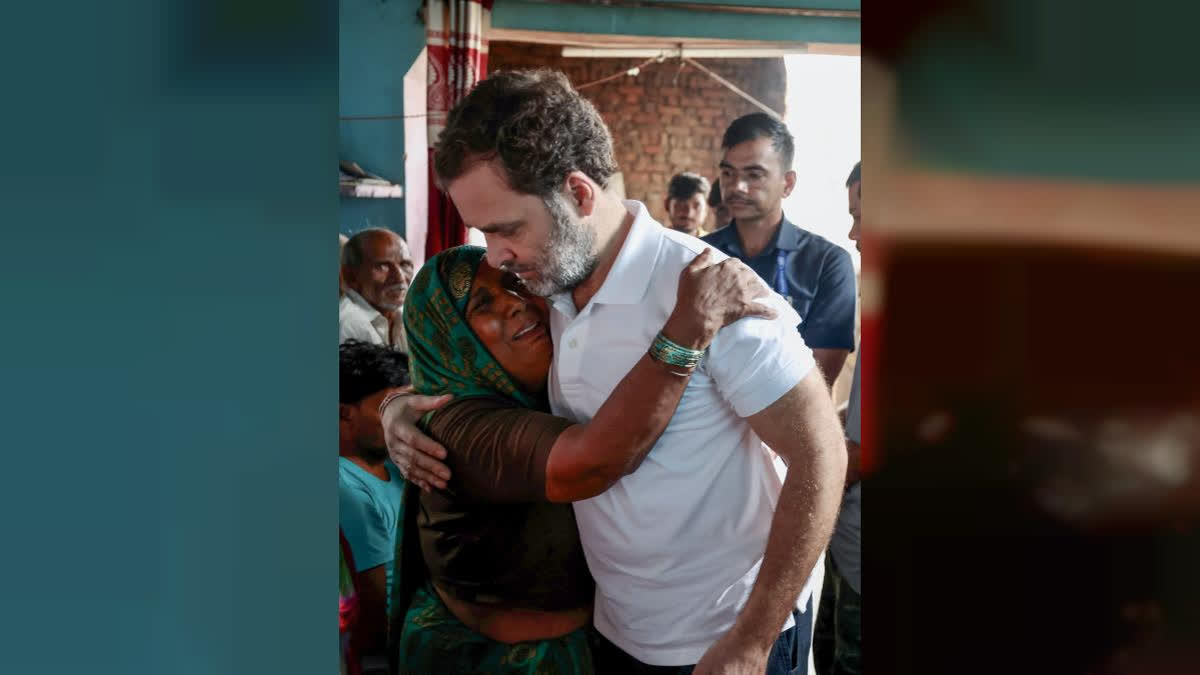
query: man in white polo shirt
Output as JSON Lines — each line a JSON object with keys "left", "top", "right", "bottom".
{"left": 385, "top": 69, "right": 846, "bottom": 674}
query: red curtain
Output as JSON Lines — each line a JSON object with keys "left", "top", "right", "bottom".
{"left": 424, "top": 0, "right": 493, "bottom": 259}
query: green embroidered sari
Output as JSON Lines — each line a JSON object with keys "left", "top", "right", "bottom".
{"left": 388, "top": 246, "right": 593, "bottom": 674}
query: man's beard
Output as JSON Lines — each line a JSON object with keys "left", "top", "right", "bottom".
{"left": 513, "top": 193, "right": 598, "bottom": 297}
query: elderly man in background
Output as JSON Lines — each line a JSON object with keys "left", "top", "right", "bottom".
{"left": 340, "top": 228, "right": 415, "bottom": 353}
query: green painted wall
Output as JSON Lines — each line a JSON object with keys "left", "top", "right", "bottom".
{"left": 491, "top": 0, "right": 860, "bottom": 44}
{"left": 339, "top": 0, "right": 425, "bottom": 236}
{"left": 338, "top": 0, "right": 862, "bottom": 236}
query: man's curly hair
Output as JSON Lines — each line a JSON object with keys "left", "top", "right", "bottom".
{"left": 433, "top": 69, "right": 618, "bottom": 198}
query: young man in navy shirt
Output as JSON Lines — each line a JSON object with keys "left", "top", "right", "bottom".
{"left": 703, "top": 114, "right": 857, "bottom": 385}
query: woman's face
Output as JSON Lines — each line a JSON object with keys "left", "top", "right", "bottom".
{"left": 465, "top": 262, "right": 554, "bottom": 394}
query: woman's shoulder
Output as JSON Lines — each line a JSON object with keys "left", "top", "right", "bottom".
{"left": 425, "top": 395, "right": 564, "bottom": 447}
{"left": 428, "top": 395, "right": 524, "bottom": 428}
{"left": 423, "top": 397, "right": 574, "bottom": 503}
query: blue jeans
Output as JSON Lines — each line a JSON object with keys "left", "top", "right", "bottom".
{"left": 590, "top": 597, "right": 813, "bottom": 674}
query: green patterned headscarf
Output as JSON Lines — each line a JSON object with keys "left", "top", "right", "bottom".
{"left": 403, "top": 245, "right": 543, "bottom": 411}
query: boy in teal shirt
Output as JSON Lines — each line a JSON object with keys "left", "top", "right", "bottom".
{"left": 339, "top": 340, "right": 410, "bottom": 662}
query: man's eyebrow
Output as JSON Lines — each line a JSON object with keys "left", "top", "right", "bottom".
{"left": 475, "top": 219, "right": 523, "bottom": 234}
{"left": 718, "top": 161, "right": 768, "bottom": 172}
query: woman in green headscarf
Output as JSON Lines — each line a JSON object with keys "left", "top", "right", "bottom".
{"left": 390, "top": 245, "right": 771, "bottom": 674}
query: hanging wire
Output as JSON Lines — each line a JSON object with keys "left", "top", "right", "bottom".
{"left": 682, "top": 57, "right": 783, "bottom": 121}
{"left": 340, "top": 53, "right": 784, "bottom": 123}
{"left": 571, "top": 51, "right": 783, "bottom": 121}
{"left": 575, "top": 55, "right": 664, "bottom": 90}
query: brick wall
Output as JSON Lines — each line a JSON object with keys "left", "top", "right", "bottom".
{"left": 487, "top": 42, "right": 786, "bottom": 229}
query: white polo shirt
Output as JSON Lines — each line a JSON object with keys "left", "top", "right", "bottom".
{"left": 548, "top": 201, "right": 818, "bottom": 666}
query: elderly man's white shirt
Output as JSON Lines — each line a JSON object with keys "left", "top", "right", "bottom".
{"left": 339, "top": 289, "right": 408, "bottom": 353}
{"left": 547, "top": 200, "right": 818, "bottom": 666}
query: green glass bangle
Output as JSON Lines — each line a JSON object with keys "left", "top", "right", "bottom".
{"left": 649, "top": 331, "right": 705, "bottom": 369}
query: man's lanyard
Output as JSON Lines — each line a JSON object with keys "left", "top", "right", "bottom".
{"left": 774, "top": 249, "right": 793, "bottom": 305}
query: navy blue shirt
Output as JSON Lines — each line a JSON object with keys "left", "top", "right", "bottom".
{"left": 703, "top": 216, "right": 856, "bottom": 351}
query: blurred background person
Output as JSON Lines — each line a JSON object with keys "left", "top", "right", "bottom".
{"left": 814, "top": 161, "right": 862, "bottom": 675}
{"left": 709, "top": 179, "right": 732, "bottom": 232}
{"left": 663, "top": 171, "right": 711, "bottom": 238}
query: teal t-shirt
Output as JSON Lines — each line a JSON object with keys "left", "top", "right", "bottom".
{"left": 338, "top": 457, "right": 405, "bottom": 611}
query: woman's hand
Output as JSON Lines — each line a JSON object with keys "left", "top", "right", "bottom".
{"left": 381, "top": 392, "right": 454, "bottom": 491}
{"left": 665, "top": 248, "right": 778, "bottom": 349}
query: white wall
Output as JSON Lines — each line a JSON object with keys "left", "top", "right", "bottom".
{"left": 782, "top": 54, "right": 861, "bottom": 270}
{"left": 403, "top": 48, "right": 429, "bottom": 268}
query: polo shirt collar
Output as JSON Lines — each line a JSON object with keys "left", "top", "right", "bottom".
{"left": 593, "top": 201, "right": 663, "bottom": 305}
{"left": 551, "top": 200, "right": 662, "bottom": 313}
{"left": 721, "top": 213, "right": 801, "bottom": 257}
{"left": 775, "top": 214, "right": 803, "bottom": 251}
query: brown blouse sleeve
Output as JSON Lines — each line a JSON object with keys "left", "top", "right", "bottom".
{"left": 424, "top": 397, "right": 575, "bottom": 503}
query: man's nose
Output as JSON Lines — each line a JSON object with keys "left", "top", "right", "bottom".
{"left": 484, "top": 235, "right": 514, "bottom": 269}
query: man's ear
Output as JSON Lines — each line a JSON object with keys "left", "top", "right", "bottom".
{"left": 564, "top": 171, "right": 598, "bottom": 218}
{"left": 782, "top": 170, "right": 798, "bottom": 198}
{"left": 339, "top": 403, "right": 355, "bottom": 423}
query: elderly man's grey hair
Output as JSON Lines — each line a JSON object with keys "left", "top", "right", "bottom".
{"left": 341, "top": 228, "right": 404, "bottom": 269}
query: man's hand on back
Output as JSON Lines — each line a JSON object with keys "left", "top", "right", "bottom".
{"left": 381, "top": 392, "right": 453, "bottom": 491}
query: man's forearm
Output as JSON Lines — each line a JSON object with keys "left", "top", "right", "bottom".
{"left": 735, "top": 466, "right": 843, "bottom": 647}
{"left": 733, "top": 373, "right": 847, "bottom": 649}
